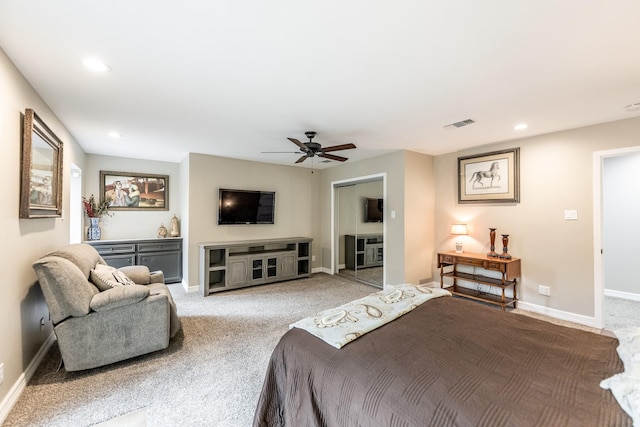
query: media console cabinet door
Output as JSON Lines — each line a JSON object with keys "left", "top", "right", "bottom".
{"left": 227, "top": 257, "right": 249, "bottom": 287}
{"left": 281, "top": 253, "right": 296, "bottom": 279}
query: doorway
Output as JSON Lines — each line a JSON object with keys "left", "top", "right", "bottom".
{"left": 332, "top": 174, "right": 386, "bottom": 288}
{"left": 69, "top": 164, "right": 82, "bottom": 243}
{"left": 594, "top": 146, "right": 640, "bottom": 329}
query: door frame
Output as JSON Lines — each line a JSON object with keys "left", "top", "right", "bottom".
{"left": 593, "top": 145, "right": 640, "bottom": 328}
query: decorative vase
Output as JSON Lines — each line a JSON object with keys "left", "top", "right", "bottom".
{"left": 487, "top": 228, "right": 499, "bottom": 257}
{"left": 87, "top": 217, "right": 101, "bottom": 241}
{"left": 499, "top": 234, "right": 512, "bottom": 259}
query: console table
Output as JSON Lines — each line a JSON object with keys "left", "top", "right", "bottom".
{"left": 437, "top": 251, "right": 521, "bottom": 310}
{"left": 199, "top": 237, "right": 312, "bottom": 296}
{"left": 86, "top": 237, "right": 183, "bottom": 283}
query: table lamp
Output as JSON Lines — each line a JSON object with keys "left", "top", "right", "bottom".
{"left": 450, "top": 224, "right": 468, "bottom": 253}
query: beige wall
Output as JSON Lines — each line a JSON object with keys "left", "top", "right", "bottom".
{"left": 185, "top": 153, "right": 320, "bottom": 287}
{"left": 433, "top": 116, "right": 640, "bottom": 317}
{"left": 320, "top": 150, "right": 435, "bottom": 286}
{"left": 405, "top": 150, "right": 436, "bottom": 285}
{"left": 0, "top": 47, "right": 86, "bottom": 409}
{"left": 84, "top": 154, "right": 182, "bottom": 241}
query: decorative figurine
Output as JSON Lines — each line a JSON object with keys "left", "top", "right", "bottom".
{"left": 487, "top": 228, "right": 499, "bottom": 257}
{"left": 157, "top": 223, "right": 168, "bottom": 238}
{"left": 170, "top": 214, "right": 180, "bottom": 237}
{"left": 499, "top": 234, "right": 512, "bottom": 259}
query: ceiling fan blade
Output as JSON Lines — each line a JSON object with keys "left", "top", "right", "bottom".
{"left": 288, "top": 138, "right": 309, "bottom": 151}
{"left": 261, "top": 151, "right": 302, "bottom": 154}
{"left": 295, "top": 155, "right": 309, "bottom": 164}
{"left": 319, "top": 153, "right": 348, "bottom": 162}
{"left": 321, "top": 143, "right": 356, "bottom": 153}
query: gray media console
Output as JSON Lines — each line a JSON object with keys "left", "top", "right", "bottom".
{"left": 199, "top": 237, "right": 312, "bottom": 296}
{"left": 344, "top": 234, "right": 383, "bottom": 270}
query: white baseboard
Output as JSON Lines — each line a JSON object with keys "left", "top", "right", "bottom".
{"left": 515, "top": 301, "right": 598, "bottom": 328}
{"left": 604, "top": 289, "right": 640, "bottom": 302}
{"left": 0, "top": 332, "right": 56, "bottom": 424}
{"left": 314, "top": 267, "right": 331, "bottom": 274}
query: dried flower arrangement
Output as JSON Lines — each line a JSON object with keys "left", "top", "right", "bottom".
{"left": 82, "top": 194, "right": 112, "bottom": 218}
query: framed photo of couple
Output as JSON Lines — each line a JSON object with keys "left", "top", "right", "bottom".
{"left": 100, "top": 171, "right": 168, "bottom": 211}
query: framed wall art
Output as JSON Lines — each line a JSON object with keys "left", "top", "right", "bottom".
{"left": 20, "top": 109, "right": 64, "bottom": 218}
{"left": 458, "top": 148, "right": 520, "bottom": 204}
{"left": 100, "top": 171, "right": 169, "bottom": 211}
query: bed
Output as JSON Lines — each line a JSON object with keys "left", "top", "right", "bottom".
{"left": 253, "top": 294, "right": 631, "bottom": 426}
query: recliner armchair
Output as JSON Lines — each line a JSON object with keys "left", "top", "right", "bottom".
{"left": 32, "top": 243, "right": 181, "bottom": 371}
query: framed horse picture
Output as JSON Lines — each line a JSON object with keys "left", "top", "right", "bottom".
{"left": 458, "top": 148, "right": 520, "bottom": 204}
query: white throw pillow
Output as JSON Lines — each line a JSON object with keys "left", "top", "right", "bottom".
{"left": 90, "top": 264, "right": 136, "bottom": 291}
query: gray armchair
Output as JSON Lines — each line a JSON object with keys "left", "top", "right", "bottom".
{"left": 32, "top": 243, "right": 181, "bottom": 371}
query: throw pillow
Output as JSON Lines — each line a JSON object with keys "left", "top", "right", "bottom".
{"left": 90, "top": 264, "right": 136, "bottom": 291}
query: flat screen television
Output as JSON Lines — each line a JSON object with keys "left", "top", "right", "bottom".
{"left": 365, "top": 198, "right": 383, "bottom": 222}
{"left": 218, "top": 189, "right": 275, "bottom": 225}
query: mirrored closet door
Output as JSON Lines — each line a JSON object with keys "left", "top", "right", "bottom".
{"left": 336, "top": 178, "right": 384, "bottom": 288}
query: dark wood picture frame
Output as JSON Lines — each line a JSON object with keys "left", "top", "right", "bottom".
{"left": 458, "top": 148, "right": 520, "bottom": 204}
{"left": 100, "top": 171, "right": 169, "bottom": 211}
{"left": 20, "top": 109, "right": 64, "bottom": 218}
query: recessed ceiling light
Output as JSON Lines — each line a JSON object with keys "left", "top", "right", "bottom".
{"left": 83, "top": 58, "right": 111, "bottom": 73}
{"left": 107, "top": 131, "right": 122, "bottom": 138}
{"left": 513, "top": 123, "right": 528, "bottom": 131}
{"left": 625, "top": 103, "right": 640, "bottom": 112}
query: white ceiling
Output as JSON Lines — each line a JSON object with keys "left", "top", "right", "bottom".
{"left": 1, "top": 1, "right": 640, "bottom": 168}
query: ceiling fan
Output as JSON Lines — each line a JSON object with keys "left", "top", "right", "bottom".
{"left": 264, "top": 131, "right": 356, "bottom": 164}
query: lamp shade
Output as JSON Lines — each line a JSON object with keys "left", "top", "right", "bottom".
{"left": 450, "top": 224, "right": 468, "bottom": 235}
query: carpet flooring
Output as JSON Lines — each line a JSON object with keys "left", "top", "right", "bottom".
{"left": 604, "top": 295, "right": 640, "bottom": 330}
{"left": 4, "top": 274, "right": 377, "bottom": 427}
{"left": 5, "top": 276, "right": 635, "bottom": 426}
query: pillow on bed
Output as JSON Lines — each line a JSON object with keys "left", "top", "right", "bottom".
{"left": 90, "top": 264, "right": 136, "bottom": 291}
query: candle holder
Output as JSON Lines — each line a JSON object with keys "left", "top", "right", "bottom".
{"left": 487, "top": 228, "right": 499, "bottom": 257}
{"left": 499, "top": 234, "right": 512, "bottom": 259}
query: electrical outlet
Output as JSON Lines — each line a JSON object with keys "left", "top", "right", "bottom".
{"left": 312, "top": 255, "right": 316, "bottom": 262}
{"left": 0, "top": 362, "right": 4, "bottom": 385}
{"left": 539, "top": 285, "right": 551, "bottom": 296}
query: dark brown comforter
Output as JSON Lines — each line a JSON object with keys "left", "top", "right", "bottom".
{"left": 254, "top": 296, "right": 630, "bottom": 427}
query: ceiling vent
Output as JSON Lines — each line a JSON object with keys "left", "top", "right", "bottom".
{"left": 444, "top": 119, "right": 475, "bottom": 129}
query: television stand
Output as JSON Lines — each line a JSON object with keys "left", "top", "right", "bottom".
{"left": 344, "top": 234, "right": 383, "bottom": 270}
{"left": 199, "top": 237, "right": 312, "bottom": 296}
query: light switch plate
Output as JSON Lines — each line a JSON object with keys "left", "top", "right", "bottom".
{"left": 564, "top": 210, "right": 578, "bottom": 220}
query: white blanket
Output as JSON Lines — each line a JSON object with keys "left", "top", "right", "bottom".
{"left": 290, "top": 284, "right": 451, "bottom": 349}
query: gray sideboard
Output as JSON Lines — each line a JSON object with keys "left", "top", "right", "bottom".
{"left": 86, "top": 237, "right": 183, "bottom": 283}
